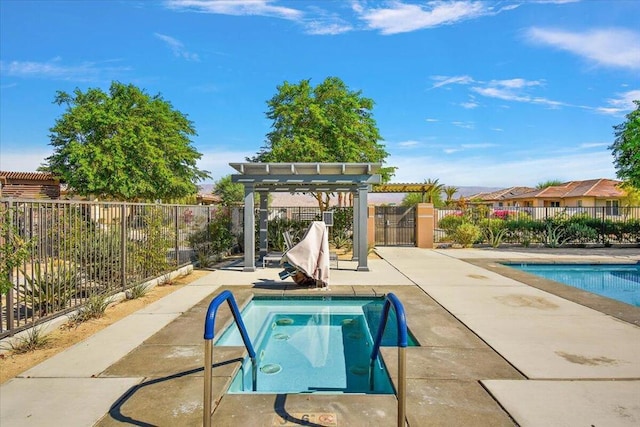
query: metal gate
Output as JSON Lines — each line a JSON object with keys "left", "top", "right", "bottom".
{"left": 375, "top": 206, "right": 415, "bottom": 246}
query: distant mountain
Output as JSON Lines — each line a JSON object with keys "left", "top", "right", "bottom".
{"left": 197, "top": 184, "right": 501, "bottom": 207}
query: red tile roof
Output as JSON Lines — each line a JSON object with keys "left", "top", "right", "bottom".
{"left": 509, "top": 179, "right": 624, "bottom": 199}
{"left": 0, "top": 171, "right": 58, "bottom": 181}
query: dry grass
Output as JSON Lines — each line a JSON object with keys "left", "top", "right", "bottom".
{"left": 0, "top": 269, "right": 210, "bottom": 384}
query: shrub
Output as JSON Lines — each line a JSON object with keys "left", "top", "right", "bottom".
{"left": 439, "top": 214, "right": 466, "bottom": 236}
{"left": 1, "top": 326, "right": 49, "bottom": 354}
{"left": 133, "top": 206, "right": 176, "bottom": 279}
{"left": 188, "top": 207, "right": 235, "bottom": 261}
{"left": 452, "top": 223, "right": 481, "bottom": 247}
{"left": 126, "top": 283, "right": 149, "bottom": 300}
{"left": 564, "top": 223, "right": 599, "bottom": 244}
{"left": 69, "top": 292, "right": 113, "bottom": 324}
{"left": 330, "top": 229, "right": 352, "bottom": 250}
{"left": 0, "top": 207, "right": 35, "bottom": 295}
{"left": 480, "top": 218, "right": 510, "bottom": 247}
{"left": 20, "top": 260, "right": 81, "bottom": 316}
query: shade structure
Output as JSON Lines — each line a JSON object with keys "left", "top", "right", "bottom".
{"left": 230, "top": 162, "right": 382, "bottom": 272}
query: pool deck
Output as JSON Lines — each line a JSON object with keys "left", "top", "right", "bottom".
{"left": 1, "top": 247, "right": 639, "bottom": 426}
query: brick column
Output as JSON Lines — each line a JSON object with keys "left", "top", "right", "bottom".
{"left": 415, "top": 203, "right": 434, "bottom": 248}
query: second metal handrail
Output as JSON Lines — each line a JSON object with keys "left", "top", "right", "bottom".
{"left": 203, "top": 290, "right": 256, "bottom": 427}
{"left": 369, "top": 292, "right": 408, "bottom": 427}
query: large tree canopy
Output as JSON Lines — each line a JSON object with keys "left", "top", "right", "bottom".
{"left": 43, "top": 81, "right": 210, "bottom": 201}
{"left": 251, "top": 77, "right": 394, "bottom": 179}
{"left": 610, "top": 100, "right": 640, "bottom": 189}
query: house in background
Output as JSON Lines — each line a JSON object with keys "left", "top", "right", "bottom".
{"left": 468, "top": 186, "right": 536, "bottom": 208}
{"left": 0, "top": 171, "right": 60, "bottom": 199}
{"left": 504, "top": 179, "right": 625, "bottom": 210}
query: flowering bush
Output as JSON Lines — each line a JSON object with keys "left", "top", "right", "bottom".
{"left": 492, "top": 210, "right": 517, "bottom": 220}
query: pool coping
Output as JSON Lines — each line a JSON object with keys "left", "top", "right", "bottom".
{"left": 464, "top": 258, "right": 640, "bottom": 327}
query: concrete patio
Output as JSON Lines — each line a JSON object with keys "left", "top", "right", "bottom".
{"left": 1, "top": 247, "right": 639, "bottom": 426}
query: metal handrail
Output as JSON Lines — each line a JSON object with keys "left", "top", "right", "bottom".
{"left": 203, "top": 290, "right": 256, "bottom": 427}
{"left": 369, "top": 293, "right": 408, "bottom": 427}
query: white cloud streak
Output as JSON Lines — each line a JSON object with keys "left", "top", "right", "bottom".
{"left": 0, "top": 59, "right": 130, "bottom": 82}
{"left": 154, "top": 33, "right": 200, "bottom": 61}
{"left": 356, "top": 1, "right": 490, "bottom": 35}
{"left": 163, "top": 0, "right": 303, "bottom": 20}
{"left": 596, "top": 89, "right": 640, "bottom": 115}
{"left": 526, "top": 27, "right": 640, "bottom": 70}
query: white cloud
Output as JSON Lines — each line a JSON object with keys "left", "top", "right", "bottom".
{"left": 357, "top": 1, "right": 490, "bottom": 35}
{"left": 451, "top": 121, "right": 475, "bottom": 129}
{"left": 196, "top": 149, "right": 256, "bottom": 183}
{"left": 397, "top": 140, "right": 421, "bottom": 148}
{"left": 430, "top": 75, "right": 475, "bottom": 89}
{"left": 526, "top": 27, "right": 640, "bottom": 70}
{"left": 304, "top": 21, "right": 353, "bottom": 35}
{"left": 154, "top": 33, "right": 200, "bottom": 61}
{"left": 425, "top": 118, "right": 439, "bottom": 122}
{"left": 471, "top": 78, "right": 567, "bottom": 108}
{"left": 388, "top": 151, "right": 616, "bottom": 187}
{"left": 0, "top": 59, "right": 129, "bottom": 82}
{"left": 460, "top": 101, "right": 479, "bottom": 109}
{"left": 443, "top": 148, "right": 462, "bottom": 154}
{"left": 595, "top": 89, "right": 640, "bottom": 115}
{"left": 164, "top": 0, "right": 303, "bottom": 20}
{"left": 0, "top": 148, "right": 50, "bottom": 172}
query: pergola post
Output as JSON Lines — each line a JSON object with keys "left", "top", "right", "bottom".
{"left": 259, "top": 192, "right": 269, "bottom": 259}
{"left": 243, "top": 183, "right": 256, "bottom": 272}
{"left": 356, "top": 183, "right": 369, "bottom": 271}
{"left": 352, "top": 191, "right": 359, "bottom": 262}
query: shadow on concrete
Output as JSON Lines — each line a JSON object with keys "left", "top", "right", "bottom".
{"left": 274, "top": 394, "right": 325, "bottom": 427}
{"left": 106, "top": 358, "right": 242, "bottom": 426}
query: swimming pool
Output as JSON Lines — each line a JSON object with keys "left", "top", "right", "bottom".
{"left": 505, "top": 263, "right": 640, "bottom": 307}
{"left": 214, "top": 296, "right": 416, "bottom": 394}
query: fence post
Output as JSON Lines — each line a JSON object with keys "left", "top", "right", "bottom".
{"left": 120, "top": 204, "right": 127, "bottom": 291}
{"left": 5, "top": 200, "right": 15, "bottom": 334}
{"left": 174, "top": 206, "right": 180, "bottom": 266}
{"left": 601, "top": 206, "right": 606, "bottom": 245}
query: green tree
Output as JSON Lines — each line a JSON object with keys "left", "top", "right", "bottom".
{"left": 42, "top": 81, "right": 210, "bottom": 201}
{"left": 536, "top": 179, "right": 563, "bottom": 189}
{"left": 443, "top": 186, "right": 459, "bottom": 207}
{"left": 250, "top": 77, "right": 394, "bottom": 209}
{"left": 213, "top": 175, "right": 244, "bottom": 206}
{"left": 610, "top": 100, "right": 640, "bottom": 189}
{"left": 401, "top": 178, "right": 444, "bottom": 206}
{"left": 213, "top": 175, "right": 266, "bottom": 206}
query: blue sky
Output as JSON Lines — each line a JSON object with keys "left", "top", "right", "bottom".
{"left": 1, "top": 0, "right": 639, "bottom": 188}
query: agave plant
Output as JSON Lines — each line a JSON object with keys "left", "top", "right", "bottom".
{"left": 19, "top": 260, "right": 80, "bottom": 316}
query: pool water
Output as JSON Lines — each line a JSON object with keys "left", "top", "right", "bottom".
{"left": 506, "top": 263, "right": 640, "bottom": 307}
{"left": 215, "top": 297, "right": 416, "bottom": 394}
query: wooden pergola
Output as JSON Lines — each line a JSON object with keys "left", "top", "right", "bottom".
{"left": 230, "top": 162, "right": 382, "bottom": 272}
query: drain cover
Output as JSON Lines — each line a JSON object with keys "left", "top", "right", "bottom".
{"left": 260, "top": 363, "right": 282, "bottom": 374}
{"left": 273, "top": 333, "right": 290, "bottom": 340}
{"left": 276, "top": 318, "right": 294, "bottom": 326}
{"left": 349, "top": 365, "right": 369, "bottom": 376}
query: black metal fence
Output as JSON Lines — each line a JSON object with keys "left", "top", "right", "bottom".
{"left": 1, "top": 199, "right": 212, "bottom": 338}
{"left": 435, "top": 206, "right": 640, "bottom": 246}
{"left": 231, "top": 206, "right": 355, "bottom": 252}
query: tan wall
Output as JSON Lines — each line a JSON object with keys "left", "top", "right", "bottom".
{"left": 367, "top": 205, "right": 375, "bottom": 246}
{"left": 415, "top": 203, "right": 434, "bottom": 249}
